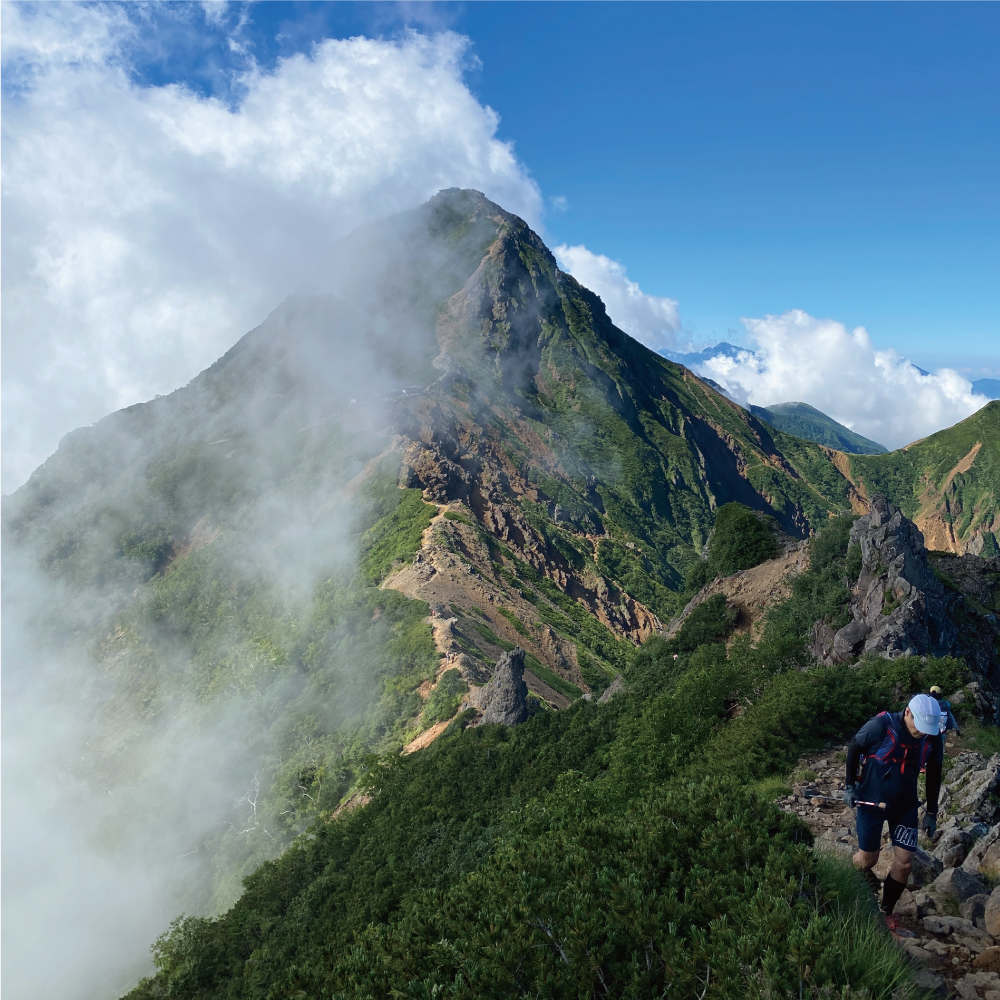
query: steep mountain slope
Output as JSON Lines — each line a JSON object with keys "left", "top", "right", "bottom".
{"left": 749, "top": 401, "right": 888, "bottom": 455}
{"left": 838, "top": 402, "right": 1000, "bottom": 555}
{"left": 5, "top": 191, "right": 999, "bottom": 994}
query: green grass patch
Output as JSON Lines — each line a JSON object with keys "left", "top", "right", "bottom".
{"left": 497, "top": 606, "right": 530, "bottom": 638}
{"left": 359, "top": 489, "right": 436, "bottom": 584}
{"left": 471, "top": 620, "right": 515, "bottom": 652}
{"left": 523, "top": 652, "right": 581, "bottom": 701}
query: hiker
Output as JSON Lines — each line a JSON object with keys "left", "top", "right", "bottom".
{"left": 842, "top": 693, "right": 943, "bottom": 937}
{"left": 929, "top": 685, "right": 961, "bottom": 736}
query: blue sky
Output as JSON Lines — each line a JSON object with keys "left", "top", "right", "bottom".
{"left": 130, "top": 1, "right": 999, "bottom": 372}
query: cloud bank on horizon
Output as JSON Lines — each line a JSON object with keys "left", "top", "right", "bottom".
{"left": 1, "top": 3, "right": 541, "bottom": 491}
{"left": 697, "top": 312, "right": 989, "bottom": 451}
{"left": 555, "top": 250, "right": 990, "bottom": 452}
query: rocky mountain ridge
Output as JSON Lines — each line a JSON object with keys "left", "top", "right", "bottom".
{"left": 808, "top": 496, "right": 998, "bottom": 701}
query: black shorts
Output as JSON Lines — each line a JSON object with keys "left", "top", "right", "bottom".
{"left": 856, "top": 801, "right": 919, "bottom": 852}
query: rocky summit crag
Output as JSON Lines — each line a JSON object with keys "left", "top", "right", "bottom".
{"left": 810, "top": 495, "right": 999, "bottom": 694}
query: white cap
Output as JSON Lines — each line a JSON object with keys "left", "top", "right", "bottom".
{"left": 909, "top": 693, "right": 941, "bottom": 735}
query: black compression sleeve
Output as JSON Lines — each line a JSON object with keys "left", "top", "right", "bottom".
{"left": 925, "top": 755, "right": 942, "bottom": 814}
{"left": 846, "top": 738, "right": 863, "bottom": 787}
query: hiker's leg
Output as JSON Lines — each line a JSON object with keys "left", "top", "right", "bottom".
{"left": 882, "top": 815, "right": 918, "bottom": 915}
{"left": 853, "top": 805, "right": 885, "bottom": 896}
{"left": 852, "top": 848, "right": 880, "bottom": 871}
{"left": 890, "top": 845, "right": 914, "bottom": 886}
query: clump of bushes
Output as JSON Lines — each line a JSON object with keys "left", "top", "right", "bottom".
{"left": 359, "top": 488, "right": 436, "bottom": 583}
{"left": 685, "top": 502, "right": 779, "bottom": 590}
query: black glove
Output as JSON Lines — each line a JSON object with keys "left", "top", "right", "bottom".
{"left": 922, "top": 812, "right": 937, "bottom": 838}
{"left": 843, "top": 786, "right": 858, "bottom": 808}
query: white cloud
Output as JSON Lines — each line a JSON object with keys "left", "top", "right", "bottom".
{"left": 553, "top": 243, "right": 681, "bottom": 352}
{"left": 699, "top": 309, "right": 990, "bottom": 450}
{"left": 1, "top": 5, "right": 541, "bottom": 491}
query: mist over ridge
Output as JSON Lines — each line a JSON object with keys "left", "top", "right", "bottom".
{"left": 3, "top": 189, "right": 999, "bottom": 1000}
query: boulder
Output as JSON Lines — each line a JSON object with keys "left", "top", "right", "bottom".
{"left": 923, "top": 915, "right": 983, "bottom": 937}
{"left": 960, "top": 972, "right": 1000, "bottom": 991}
{"left": 947, "top": 756, "right": 1000, "bottom": 823}
{"left": 913, "top": 890, "right": 939, "bottom": 916}
{"left": 895, "top": 888, "right": 918, "bottom": 919}
{"left": 935, "top": 826, "right": 974, "bottom": 868}
{"left": 976, "top": 948, "right": 1000, "bottom": 974}
{"left": 911, "top": 847, "right": 946, "bottom": 887}
{"left": 962, "top": 893, "right": 991, "bottom": 927}
{"left": 930, "top": 866, "right": 988, "bottom": 902}
{"left": 955, "top": 978, "right": 980, "bottom": 1000}
{"left": 900, "top": 939, "right": 940, "bottom": 968}
{"left": 830, "top": 620, "right": 870, "bottom": 662}
{"left": 847, "top": 495, "right": 959, "bottom": 659}
{"left": 985, "top": 887, "right": 1000, "bottom": 939}
{"left": 911, "top": 970, "right": 947, "bottom": 998}
{"left": 478, "top": 648, "right": 529, "bottom": 726}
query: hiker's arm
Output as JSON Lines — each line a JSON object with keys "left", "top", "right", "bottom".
{"left": 846, "top": 716, "right": 884, "bottom": 786}
{"left": 846, "top": 738, "right": 864, "bottom": 786}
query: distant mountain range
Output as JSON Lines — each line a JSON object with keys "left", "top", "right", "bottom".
{"left": 662, "top": 346, "right": 1000, "bottom": 451}
{"left": 748, "top": 401, "right": 888, "bottom": 454}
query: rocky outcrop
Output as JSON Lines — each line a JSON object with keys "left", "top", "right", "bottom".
{"left": 812, "top": 495, "right": 962, "bottom": 664}
{"left": 476, "top": 647, "right": 529, "bottom": 726}
{"left": 849, "top": 494, "right": 957, "bottom": 658}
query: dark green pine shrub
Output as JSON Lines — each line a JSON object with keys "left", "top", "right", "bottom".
{"left": 708, "top": 502, "right": 779, "bottom": 575}
{"left": 684, "top": 502, "right": 779, "bottom": 590}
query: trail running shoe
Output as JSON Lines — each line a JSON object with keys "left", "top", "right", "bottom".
{"left": 883, "top": 913, "right": 916, "bottom": 939}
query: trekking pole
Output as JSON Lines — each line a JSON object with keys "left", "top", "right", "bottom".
{"left": 806, "top": 795, "right": 887, "bottom": 810}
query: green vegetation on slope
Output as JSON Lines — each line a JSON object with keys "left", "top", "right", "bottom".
{"left": 849, "top": 401, "right": 1000, "bottom": 546}
{"left": 126, "top": 515, "right": 964, "bottom": 1000}
{"left": 750, "top": 402, "right": 888, "bottom": 455}
{"left": 684, "top": 502, "right": 780, "bottom": 590}
{"left": 359, "top": 487, "right": 436, "bottom": 584}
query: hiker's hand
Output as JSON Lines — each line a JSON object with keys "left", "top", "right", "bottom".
{"left": 921, "top": 812, "right": 937, "bottom": 838}
{"left": 843, "top": 786, "right": 858, "bottom": 808}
